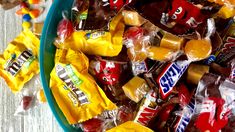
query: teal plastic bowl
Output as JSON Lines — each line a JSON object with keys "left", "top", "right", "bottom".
{"left": 39, "top": 0, "right": 81, "bottom": 131}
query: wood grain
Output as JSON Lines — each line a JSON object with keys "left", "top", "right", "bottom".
{"left": 0, "top": 7, "right": 62, "bottom": 132}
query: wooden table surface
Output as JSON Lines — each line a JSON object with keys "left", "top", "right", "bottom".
{"left": 0, "top": 6, "right": 62, "bottom": 132}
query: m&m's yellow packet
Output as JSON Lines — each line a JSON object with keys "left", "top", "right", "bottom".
{"left": 55, "top": 13, "right": 125, "bottom": 57}
{"left": 50, "top": 48, "right": 117, "bottom": 124}
{"left": 0, "top": 30, "right": 40, "bottom": 93}
{"left": 107, "top": 121, "right": 153, "bottom": 132}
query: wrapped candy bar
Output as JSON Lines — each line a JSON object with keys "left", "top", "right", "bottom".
{"left": 0, "top": 30, "right": 39, "bottom": 93}
{"left": 50, "top": 48, "right": 116, "bottom": 124}
{"left": 55, "top": 12, "right": 125, "bottom": 57}
{"left": 164, "top": 97, "right": 196, "bottom": 132}
{"left": 215, "top": 18, "right": 235, "bottom": 67}
{"left": 43, "top": 0, "right": 235, "bottom": 131}
{"left": 128, "top": 0, "right": 221, "bottom": 35}
{"left": 89, "top": 57, "right": 132, "bottom": 102}
{"left": 75, "top": 0, "right": 131, "bottom": 30}
{"left": 134, "top": 90, "right": 160, "bottom": 126}
{"left": 144, "top": 60, "right": 190, "bottom": 100}
{"left": 71, "top": 0, "right": 89, "bottom": 30}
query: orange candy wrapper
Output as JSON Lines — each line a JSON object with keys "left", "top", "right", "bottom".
{"left": 50, "top": 48, "right": 117, "bottom": 124}
{"left": 0, "top": 30, "right": 40, "bottom": 93}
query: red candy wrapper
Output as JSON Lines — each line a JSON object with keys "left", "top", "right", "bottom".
{"left": 192, "top": 73, "right": 235, "bottom": 132}
{"left": 57, "top": 12, "right": 74, "bottom": 42}
{"left": 89, "top": 57, "right": 132, "bottom": 101}
{"left": 128, "top": 0, "right": 221, "bottom": 35}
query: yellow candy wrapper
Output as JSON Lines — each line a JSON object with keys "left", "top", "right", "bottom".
{"left": 0, "top": 30, "right": 40, "bottom": 93}
{"left": 107, "top": 121, "right": 153, "bottom": 132}
{"left": 55, "top": 13, "right": 125, "bottom": 57}
{"left": 50, "top": 48, "right": 117, "bottom": 124}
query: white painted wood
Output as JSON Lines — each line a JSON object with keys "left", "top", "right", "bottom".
{"left": 0, "top": 6, "right": 62, "bottom": 132}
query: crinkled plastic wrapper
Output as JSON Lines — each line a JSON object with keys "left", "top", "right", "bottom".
{"left": 0, "top": 30, "right": 40, "bottom": 93}
{"left": 55, "top": 13, "right": 125, "bottom": 57}
{"left": 107, "top": 121, "right": 153, "bottom": 132}
{"left": 50, "top": 48, "right": 117, "bottom": 124}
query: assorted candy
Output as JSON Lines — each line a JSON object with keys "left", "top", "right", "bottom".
{"left": 49, "top": 0, "right": 235, "bottom": 131}
{"left": 16, "top": 0, "right": 52, "bottom": 35}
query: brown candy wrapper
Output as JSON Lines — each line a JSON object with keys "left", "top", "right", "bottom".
{"left": 215, "top": 18, "right": 235, "bottom": 66}
{"left": 128, "top": 0, "right": 221, "bottom": 35}
{"left": 74, "top": 0, "right": 131, "bottom": 30}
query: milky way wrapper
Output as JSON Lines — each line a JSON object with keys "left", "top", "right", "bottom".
{"left": 50, "top": 48, "right": 117, "bottom": 124}
{"left": 0, "top": 30, "right": 39, "bottom": 93}
{"left": 55, "top": 12, "right": 125, "bottom": 57}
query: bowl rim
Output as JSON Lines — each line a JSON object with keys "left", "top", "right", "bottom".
{"left": 39, "top": 0, "right": 81, "bottom": 131}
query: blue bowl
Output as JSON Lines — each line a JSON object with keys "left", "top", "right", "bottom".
{"left": 39, "top": 0, "right": 82, "bottom": 131}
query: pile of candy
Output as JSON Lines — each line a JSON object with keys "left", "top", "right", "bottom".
{"left": 49, "top": 0, "right": 235, "bottom": 131}
{"left": 15, "top": 0, "right": 52, "bottom": 35}
{"left": 0, "top": 29, "right": 46, "bottom": 115}
{"left": 0, "top": 0, "right": 51, "bottom": 116}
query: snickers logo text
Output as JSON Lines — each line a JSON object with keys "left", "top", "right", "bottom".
{"left": 158, "top": 61, "right": 189, "bottom": 99}
{"left": 175, "top": 98, "right": 196, "bottom": 132}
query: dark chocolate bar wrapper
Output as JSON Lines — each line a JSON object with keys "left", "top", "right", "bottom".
{"left": 215, "top": 18, "right": 235, "bottom": 67}
{"left": 164, "top": 97, "right": 196, "bottom": 132}
{"left": 81, "top": 0, "right": 131, "bottom": 30}
{"left": 72, "top": 0, "right": 89, "bottom": 30}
